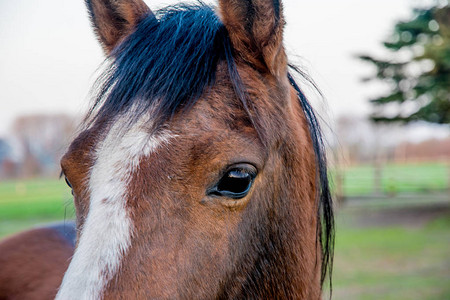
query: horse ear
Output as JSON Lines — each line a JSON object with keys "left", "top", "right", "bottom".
{"left": 219, "top": 0, "right": 287, "bottom": 76}
{"left": 86, "top": 0, "right": 153, "bottom": 54}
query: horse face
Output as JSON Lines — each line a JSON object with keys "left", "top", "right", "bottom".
{"left": 58, "top": 0, "right": 326, "bottom": 299}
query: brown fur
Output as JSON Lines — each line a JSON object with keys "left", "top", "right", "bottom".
{"left": 0, "top": 228, "right": 73, "bottom": 300}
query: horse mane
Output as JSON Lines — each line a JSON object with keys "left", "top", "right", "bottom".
{"left": 86, "top": 2, "right": 334, "bottom": 291}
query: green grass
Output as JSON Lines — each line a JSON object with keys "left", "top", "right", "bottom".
{"left": 0, "top": 178, "right": 74, "bottom": 238}
{"left": 334, "top": 162, "right": 449, "bottom": 196}
{"left": 329, "top": 208, "right": 450, "bottom": 300}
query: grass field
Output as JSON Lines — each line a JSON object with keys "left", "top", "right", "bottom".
{"left": 336, "top": 162, "right": 449, "bottom": 196}
{"left": 0, "top": 170, "right": 449, "bottom": 299}
{"left": 330, "top": 204, "right": 450, "bottom": 300}
{"left": 0, "top": 178, "right": 74, "bottom": 237}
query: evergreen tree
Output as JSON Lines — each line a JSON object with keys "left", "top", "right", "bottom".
{"left": 359, "top": 2, "right": 450, "bottom": 124}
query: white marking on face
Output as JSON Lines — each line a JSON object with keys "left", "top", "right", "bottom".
{"left": 56, "top": 115, "right": 173, "bottom": 300}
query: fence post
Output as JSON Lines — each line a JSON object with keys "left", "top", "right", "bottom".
{"left": 374, "top": 159, "right": 383, "bottom": 197}
{"left": 336, "top": 166, "right": 345, "bottom": 204}
{"left": 447, "top": 159, "right": 450, "bottom": 197}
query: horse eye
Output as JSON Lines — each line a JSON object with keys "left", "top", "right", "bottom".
{"left": 209, "top": 166, "right": 257, "bottom": 199}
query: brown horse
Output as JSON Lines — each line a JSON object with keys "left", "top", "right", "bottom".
{"left": 0, "top": 0, "right": 334, "bottom": 299}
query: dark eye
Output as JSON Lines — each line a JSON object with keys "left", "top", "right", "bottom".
{"left": 208, "top": 165, "right": 257, "bottom": 199}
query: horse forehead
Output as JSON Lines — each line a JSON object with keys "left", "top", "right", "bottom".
{"left": 88, "top": 114, "right": 178, "bottom": 176}
{"left": 65, "top": 114, "right": 154, "bottom": 156}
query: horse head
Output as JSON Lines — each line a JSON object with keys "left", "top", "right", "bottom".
{"left": 57, "top": 0, "right": 334, "bottom": 298}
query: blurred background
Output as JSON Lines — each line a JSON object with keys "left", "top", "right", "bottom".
{"left": 0, "top": 0, "right": 449, "bottom": 299}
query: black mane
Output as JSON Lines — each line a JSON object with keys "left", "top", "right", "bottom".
{"left": 87, "top": 4, "right": 230, "bottom": 128}
{"left": 87, "top": 2, "right": 334, "bottom": 291}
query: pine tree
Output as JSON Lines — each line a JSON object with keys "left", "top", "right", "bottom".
{"left": 359, "top": 2, "right": 450, "bottom": 124}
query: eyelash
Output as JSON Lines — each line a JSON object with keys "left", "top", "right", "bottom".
{"left": 65, "top": 177, "right": 72, "bottom": 189}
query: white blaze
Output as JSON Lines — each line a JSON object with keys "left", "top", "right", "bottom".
{"left": 56, "top": 116, "right": 173, "bottom": 300}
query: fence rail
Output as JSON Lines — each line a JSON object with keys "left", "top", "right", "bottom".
{"left": 333, "top": 161, "right": 450, "bottom": 202}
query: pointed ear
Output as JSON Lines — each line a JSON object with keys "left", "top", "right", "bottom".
{"left": 86, "top": 0, "right": 153, "bottom": 54}
{"left": 219, "top": 0, "right": 287, "bottom": 76}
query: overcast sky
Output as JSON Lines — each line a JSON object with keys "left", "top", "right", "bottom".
{"left": 0, "top": 0, "right": 448, "bottom": 140}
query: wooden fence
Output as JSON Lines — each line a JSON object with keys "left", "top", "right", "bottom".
{"left": 333, "top": 160, "right": 450, "bottom": 203}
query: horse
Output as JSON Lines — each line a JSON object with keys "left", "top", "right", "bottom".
{"left": 0, "top": 0, "right": 334, "bottom": 299}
